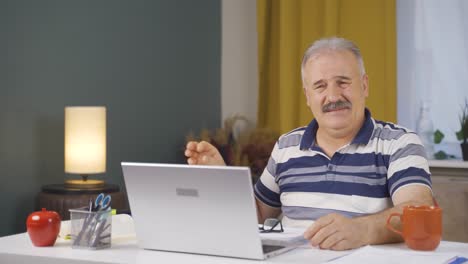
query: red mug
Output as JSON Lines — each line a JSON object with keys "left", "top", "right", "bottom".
{"left": 386, "top": 205, "right": 442, "bottom": 251}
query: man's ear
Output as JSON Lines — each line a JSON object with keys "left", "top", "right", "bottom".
{"left": 362, "top": 74, "right": 369, "bottom": 97}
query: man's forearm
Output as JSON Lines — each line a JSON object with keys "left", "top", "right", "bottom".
{"left": 256, "top": 199, "right": 266, "bottom": 224}
{"left": 359, "top": 199, "right": 434, "bottom": 245}
{"left": 255, "top": 198, "right": 282, "bottom": 224}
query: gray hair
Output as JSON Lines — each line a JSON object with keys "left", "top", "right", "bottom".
{"left": 301, "top": 37, "right": 366, "bottom": 83}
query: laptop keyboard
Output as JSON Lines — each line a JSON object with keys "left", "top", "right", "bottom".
{"left": 262, "top": 244, "right": 285, "bottom": 254}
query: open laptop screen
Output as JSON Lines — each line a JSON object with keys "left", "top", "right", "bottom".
{"left": 121, "top": 162, "right": 268, "bottom": 260}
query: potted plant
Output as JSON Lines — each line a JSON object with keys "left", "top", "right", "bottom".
{"left": 185, "top": 115, "right": 279, "bottom": 181}
{"left": 456, "top": 99, "right": 468, "bottom": 161}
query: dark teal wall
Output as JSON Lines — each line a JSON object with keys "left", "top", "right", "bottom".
{"left": 0, "top": 0, "right": 220, "bottom": 236}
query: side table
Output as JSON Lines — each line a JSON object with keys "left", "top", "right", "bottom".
{"left": 38, "top": 184, "right": 129, "bottom": 220}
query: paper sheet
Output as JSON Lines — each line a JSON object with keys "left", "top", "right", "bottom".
{"left": 259, "top": 226, "right": 308, "bottom": 246}
{"left": 327, "top": 245, "right": 458, "bottom": 264}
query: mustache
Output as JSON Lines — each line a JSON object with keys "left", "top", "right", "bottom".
{"left": 322, "top": 101, "right": 352, "bottom": 112}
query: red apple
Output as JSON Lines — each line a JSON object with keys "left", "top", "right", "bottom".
{"left": 26, "top": 208, "right": 61, "bottom": 247}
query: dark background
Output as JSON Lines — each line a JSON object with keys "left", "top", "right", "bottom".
{"left": 0, "top": 0, "right": 220, "bottom": 236}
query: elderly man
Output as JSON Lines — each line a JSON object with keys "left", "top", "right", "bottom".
{"left": 185, "top": 37, "right": 433, "bottom": 251}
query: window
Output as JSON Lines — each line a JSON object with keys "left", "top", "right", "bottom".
{"left": 397, "top": 0, "right": 468, "bottom": 159}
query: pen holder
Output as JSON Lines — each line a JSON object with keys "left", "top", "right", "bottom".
{"left": 69, "top": 207, "right": 112, "bottom": 250}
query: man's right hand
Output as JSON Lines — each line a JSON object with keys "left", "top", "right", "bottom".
{"left": 185, "top": 141, "right": 226, "bottom": 166}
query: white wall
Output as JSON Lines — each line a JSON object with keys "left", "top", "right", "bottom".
{"left": 221, "top": 0, "right": 258, "bottom": 127}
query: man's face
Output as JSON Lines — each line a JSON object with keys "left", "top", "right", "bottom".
{"left": 302, "top": 50, "right": 369, "bottom": 132}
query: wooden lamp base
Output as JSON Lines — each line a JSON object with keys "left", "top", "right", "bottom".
{"left": 64, "top": 174, "right": 105, "bottom": 189}
{"left": 64, "top": 179, "right": 105, "bottom": 189}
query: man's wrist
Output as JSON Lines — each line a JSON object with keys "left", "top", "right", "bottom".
{"left": 353, "top": 216, "right": 373, "bottom": 246}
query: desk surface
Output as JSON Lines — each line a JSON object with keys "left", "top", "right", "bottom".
{"left": 1, "top": 233, "right": 468, "bottom": 264}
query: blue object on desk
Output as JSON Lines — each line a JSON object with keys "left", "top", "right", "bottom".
{"left": 94, "top": 193, "right": 111, "bottom": 211}
{"left": 448, "top": 256, "right": 468, "bottom": 264}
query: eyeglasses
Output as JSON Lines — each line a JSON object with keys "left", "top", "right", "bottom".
{"left": 259, "top": 218, "right": 283, "bottom": 233}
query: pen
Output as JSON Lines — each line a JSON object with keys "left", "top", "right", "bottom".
{"left": 89, "top": 217, "right": 107, "bottom": 247}
{"left": 447, "top": 256, "right": 468, "bottom": 264}
{"left": 73, "top": 201, "right": 93, "bottom": 246}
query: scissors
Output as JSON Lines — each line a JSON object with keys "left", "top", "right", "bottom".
{"left": 93, "top": 193, "right": 111, "bottom": 212}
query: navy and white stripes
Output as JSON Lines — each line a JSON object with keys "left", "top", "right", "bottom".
{"left": 254, "top": 109, "right": 432, "bottom": 227}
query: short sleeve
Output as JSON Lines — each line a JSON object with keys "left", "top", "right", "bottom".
{"left": 254, "top": 142, "right": 281, "bottom": 208}
{"left": 387, "top": 132, "right": 432, "bottom": 198}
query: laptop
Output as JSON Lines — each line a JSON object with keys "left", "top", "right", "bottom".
{"left": 121, "top": 162, "right": 300, "bottom": 260}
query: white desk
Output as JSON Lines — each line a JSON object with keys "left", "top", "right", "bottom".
{"left": 1, "top": 233, "right": 467, "bottom": 264}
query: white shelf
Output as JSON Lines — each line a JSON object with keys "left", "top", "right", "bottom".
{"left": 428, "top": 159, "right": 468, "bottom": 169}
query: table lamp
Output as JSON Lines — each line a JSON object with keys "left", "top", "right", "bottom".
{"left": 64, "top": 106, "right": 106, "bottom": 189}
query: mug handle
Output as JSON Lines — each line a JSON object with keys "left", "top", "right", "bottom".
{"left": 386, "top": 213, "right": 403, "bottom": 236}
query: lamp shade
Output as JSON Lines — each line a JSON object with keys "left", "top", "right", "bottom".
{"left": 65, "top": 106, "right": 106, "bottom": 174}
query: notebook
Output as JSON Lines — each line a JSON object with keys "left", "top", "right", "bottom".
{"left": 121, "top": 162, "right": 301, "bottom": 260}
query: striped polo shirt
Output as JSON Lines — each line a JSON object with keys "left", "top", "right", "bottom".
{"left": 254, "top": 109, "right": 432, "bottom": 227}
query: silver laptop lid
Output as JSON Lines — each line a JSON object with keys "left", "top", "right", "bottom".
{"left": 121, "top": 162, "right": 265, "bottom": 260}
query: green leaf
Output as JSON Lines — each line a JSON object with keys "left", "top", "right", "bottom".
{"left": 457, "top": 98, "right": 468, "bottom": 143}
{"left": 456, "top": 130, "right": 464, "bottom": 141}
{"left": 433, "top": 129, "right": 444, "bottom": 144}
{"left": 434, "top": 150, "right": 448, "bottom": 160}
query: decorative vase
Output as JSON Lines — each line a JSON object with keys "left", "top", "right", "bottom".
{"left": 26, "top": 208, "right": 61, "bottom": 247}
{"left": 416, "top": 102, "right": 435, "bottom": 159}
{"left": 461, "top": 143, "right": 468, "bottom": 161}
